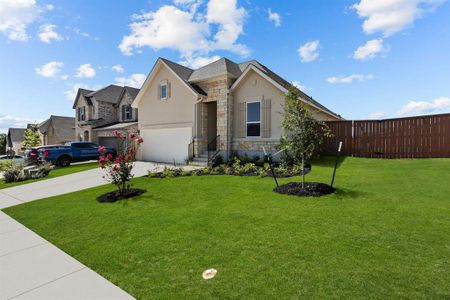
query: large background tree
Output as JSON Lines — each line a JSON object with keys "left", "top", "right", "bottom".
{"left": 279, "top": 87, "right": 331, "bottom": 188}
{"left": 0, "top": 133, "right": 6, "bottom": 154}
{"left": 22, "top": 125, "right": 41, "bottom": 149}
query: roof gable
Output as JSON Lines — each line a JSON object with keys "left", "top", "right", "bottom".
{"left": 188, "top": 57, "right": 241, "bottom": 82}
{"left": 72, "top": 88, "right": 93, "bottom": 109}
{"left": 87, "top": 85, "right": 124, "bottom": 105}
{"left": 132, "top": 58, "right": 203, "bottom": 108}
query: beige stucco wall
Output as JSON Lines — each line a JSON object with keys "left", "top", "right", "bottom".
{"left": 137, "top": 64, "right": 197, "bottom": 129}
{"left": 232, "top": 69, "right": 285, "bottom": 141}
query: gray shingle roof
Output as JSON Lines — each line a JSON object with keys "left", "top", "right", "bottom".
{"left": 86, "top": 85, "right": 124, "bottom": 104}
{"left": 158, "top": 57, "right": 340, "bottom": 118}
{"left": 189, "top": 57, "right": 241, "bottom": 82}
{"left": 72, "top": 88, "right": 93, "bottom": 109}
{"left": 124, "top": 86, "right": 140, "bottom": 100}
{"left": 7, "top": 128, "right": 26, "bottom": 146}
{"left": 159, "top": 58, "right": 206, "bottom": 95}
{"left": 241, "top": 61, "right": 341, "bottom": 118}
{"left": 39, "top": 115, "right": 75, "bottom": 142}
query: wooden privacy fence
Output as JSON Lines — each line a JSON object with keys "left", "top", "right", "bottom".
{"left": 322, "top": 113, "right": 450, "bottom": 158}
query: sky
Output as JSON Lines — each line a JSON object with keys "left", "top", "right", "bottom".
{"left": 1, "top": 0, "right": 450, "bottom": 133}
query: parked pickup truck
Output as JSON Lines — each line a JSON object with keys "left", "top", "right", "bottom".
{"left": 38, "top": 142, "right": 116, "bottom": 167}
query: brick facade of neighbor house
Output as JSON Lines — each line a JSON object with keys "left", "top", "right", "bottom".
{"left": 133, "top": 57, "right": 342, "bottom": 164}
{"left": 73, "top": 85, "right": 140, "bottom": 149}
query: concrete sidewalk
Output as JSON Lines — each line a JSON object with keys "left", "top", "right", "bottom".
{"left": 0, "top": 211, "right": 135, "bottom": 300}
{"left": 0, "top": 161, "right": 198, "bottom": 299}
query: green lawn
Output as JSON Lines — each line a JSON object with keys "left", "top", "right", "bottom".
{"left": 0, "top": 162, "right": 99, "bottom": 189}
{"left": 3, "top": 157, "right": 450, "bottom": 299}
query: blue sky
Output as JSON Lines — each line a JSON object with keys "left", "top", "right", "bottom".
{"left": 1, "top": 0, "right": 449, "bottom": 132}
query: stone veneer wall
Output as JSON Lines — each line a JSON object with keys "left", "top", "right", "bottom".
{"left": 197, "top": 76, "right": 233, "bottom": 157}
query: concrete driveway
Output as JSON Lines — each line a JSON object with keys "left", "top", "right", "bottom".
{"left": 0, "top": 161, "right": 197, "bottom": 209}
{"left": 0, "top": 161, "right": 198, "bottom": 299}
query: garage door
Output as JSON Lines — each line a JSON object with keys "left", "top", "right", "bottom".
{"left": 98, "top": 137, "right": 121, "bottom": 151}
{"left": 140, "top": 127, "right": 192, "bottom": 163}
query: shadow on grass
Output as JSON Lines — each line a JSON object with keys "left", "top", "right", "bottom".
{"left": 311, "top": 155, "right": 348, "bottom": 169}
{"left": 333, "top": 187, "right": 366, "bottom": 199}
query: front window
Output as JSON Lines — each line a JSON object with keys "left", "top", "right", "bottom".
{"left": 78, "top": 107, "right": 86, "bottom": 121}
{"left": 160, "top": 84, "right": 167, "bottom": 100}
{"left": 246, "top": 102, "right": 261, "bottom": 137}
{"left": 122, "top": 105, "right": 132, "bottom": 120}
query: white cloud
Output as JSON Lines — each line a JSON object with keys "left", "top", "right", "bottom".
{"left": 119, "top": 0, "right": 249, "bottom": 59}
{"left": 353, "top": 38, "right": 386, "bottom": 61}
{"left": 38, "top": 23, "right": 62, "bottom": 43}
{"left": 73, "top": 27, "right": 99, "bottom": 41}
{"left": 369, "top": 111, "right": 385, "bottom": 119}
{"left": 397, "top": 96, "right": 450, "bottom": 116}
{"left": 298, "top": 40, "right": 320, "bottom": 63}
{"left": 327, "top": 74, "right": 374, "bottom": 84}
{"left": 35, "top": 61, "right": 64, "bottom": 78}
{"left": 179, "top": 55, "right": 221, "bottom": 69}
{"left": 75, "top": 64, "right": 96, "bottom": 78}
{"left": 206, "top": 0, "right": 248, "bottom": 55}
{"left": 0, "top": 114, "right": 45, "bottom": 133}
{"left": 112, "top": 64, "right": 125, "bottom": 73}
{"left": 292, "top": 81, "right": 307, "bottom": 92}
{"left": 45, "top": 4, "right": 54, "bottom": 11}
{"left": 352, "top": 0, "right": 446, "bottom": 37}
{"left": 268, "top": 8, "right": 281, "bottom": 27}
{"left": 115, "top": 74, "right": 146, "bottom": 88}
{"left": 0, "top": 0, "right": 40, "bottom": 41}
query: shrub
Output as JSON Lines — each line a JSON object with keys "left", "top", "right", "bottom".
{"left": 0, "top": 160, "right": 14, "bottom": 172}
{"left": 35, "top": 162, "right": 52, "bottom": 178}
{"left": 212, "top": 155, "right": 223, "bottom": 167}
{"left": 3, "top": 162, "right": 27, "bottom": 183}
{"left": 99, "top": 131, "right": 143, "bottom": 196}
{"left": 240, "top": 163, "right": 258, "bottom": 176}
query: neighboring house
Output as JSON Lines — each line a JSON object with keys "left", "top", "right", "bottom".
{"left": 73, "top": 85, "right": 140, "bottom": 149}
{"left": 6, "top": 128, "right": 26, "bottom": 155}
{"left": 38, "top": 115, "right": 76, "bottom": 145}
{"left": 132, "top": 57, "right": 342, "bottom": 163}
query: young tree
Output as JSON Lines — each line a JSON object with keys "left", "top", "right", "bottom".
{"left": 279, "top": 86, "right": 331, "bottom": 188}
{"left": 22, "top": 125, "right": 41, "bottom": 149}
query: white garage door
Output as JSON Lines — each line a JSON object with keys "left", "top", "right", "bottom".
{"left": 141, "top": 127, "right": 192, "bottom": 163}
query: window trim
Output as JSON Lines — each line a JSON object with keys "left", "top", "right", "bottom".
{"left": 123, "top": 104, "right": 132, "bottom": 120}
{"left": 160, "top": 83, "right": 168, "bottom": 100}
{"left": 246, "top": 101, "right": 261, "bottom": 137}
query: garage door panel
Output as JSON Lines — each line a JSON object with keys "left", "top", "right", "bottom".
{"left": 98, "top": 137, "right": 121, "bottom": 151}
{"left": 141, "top": 127, "right": 192, "bottom": 163}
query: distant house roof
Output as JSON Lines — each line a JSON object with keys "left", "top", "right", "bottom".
{"left": 7, "top": 128, "right": 26, "bottom": 147}
{"left": 39, "top": 115, "right": 75, "bottom": 142}
{"left": 86, "top": 85, "right": 124, "bottom": 105}
{"left": 73, "top": 86, "right": 141, "bottom": 109}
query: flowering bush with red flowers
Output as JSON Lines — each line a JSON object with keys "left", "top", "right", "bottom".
{"left": 98, "top": 130, "right": 143, "bottom": 196}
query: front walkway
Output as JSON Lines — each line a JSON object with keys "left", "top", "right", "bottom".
{"left": 0, "top": 161, "right": 198, "bottom": 299}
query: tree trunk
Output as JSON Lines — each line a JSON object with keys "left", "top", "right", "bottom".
{"left": 301, "top": 157, "right": 305, "bottom": 189}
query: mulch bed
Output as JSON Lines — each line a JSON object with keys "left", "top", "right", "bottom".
{"left": 97, "top": 189, "right": 146, "bottom": 203}
{"left": 274, "top": 182, "right": 335, "bottom": 197}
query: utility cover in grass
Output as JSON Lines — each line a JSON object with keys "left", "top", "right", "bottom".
{"left": 274, "top": 182, "right": 335, "bottom": 197}
{"left": 202, "top": 268, "right": 217, "bottom": 280}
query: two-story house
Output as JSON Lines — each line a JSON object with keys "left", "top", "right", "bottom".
{"left": 73, "top": 85, "right": 139, "bottom": 149}
{"left": 132, "top": 57, "right": 342, "bottom": 163}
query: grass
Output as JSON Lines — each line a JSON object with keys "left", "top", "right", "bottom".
{"left": 3, "top": 157, "right": 450, "bottom": 299}
{"left": 0, "top": 162, "right": 99, "bottom": 189}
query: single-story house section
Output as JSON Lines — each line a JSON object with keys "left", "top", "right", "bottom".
{"left": 132, "top": 57, "right": 342, "bottom": 163}
{"left": 38, "top": 115, "right": 75, "bottom": 145}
